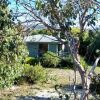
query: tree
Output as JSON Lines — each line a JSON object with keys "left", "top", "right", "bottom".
{"left": 0, "top": 0, "right": 11, "bottom": 44}
{"left": 15, "top": 0, "right": 100, "bottom": 99}
{"left": 31, "top": 29, "right": 52, "bottom": 35}
{"left": 0, "top": 0, "right": 28, "bottom": 88}
{"left": 86, "top": 30, "right": 100, "bottom": 62}
{"left": 0, "top": 0, "right": 27, "bottom": 62}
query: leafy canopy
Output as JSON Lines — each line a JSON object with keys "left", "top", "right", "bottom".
{"left": 0, "top": 0, "right": 28, "bottom": 88}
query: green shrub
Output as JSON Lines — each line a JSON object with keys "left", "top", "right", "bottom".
{"left": 41, "top": 51, "right": 60, "bottom": 67}
{"left": 80, "top": 56, "right": 88, "bottom": 69}
{"left": 90, "top": 74, "right": 100, "bottom": 94}
{"left": 14, "top": 64, "right": 33, "bottom": 85}
{"left": 25, "top": 57, "right": 39, "bottom": 65}
{"left": 15, "top": 64, "right": 47, "bottom": 84}
{"left": 0, "top": 62, "right": 23, "bottom": 88}
{"left": 31, "top": 64, "right": 47, "bottom": 83}
{"left": 59, "top": 55, "right": 73, "bottom": 68}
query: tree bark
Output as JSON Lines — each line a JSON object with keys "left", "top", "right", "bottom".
{"left": 82, "top": 57, "right": 100, "bottom": 100}
{"left": 65, "top": 32, "right": 100, "bottom": 99}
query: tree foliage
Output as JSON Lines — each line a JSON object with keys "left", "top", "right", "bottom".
{"left": 41, "top": 51, "right": 60, "bottom": 67}
{"left": 0, "top": 0, "right": 28, "bottom": 88}
{"left": 86, "top": 30, "right": 100, "bottom": 62}
{"left": 0, "top": 0, "right": 12, "bottom": 30}
{"left": 31, "top": 29, "right": 52, "bottom": 35}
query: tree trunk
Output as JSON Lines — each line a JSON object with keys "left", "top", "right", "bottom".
{"left": 74, "top": 59, "right": 90, "bottom": 100}
{"left": 63, "top": 31, "right": 99, "bottom": 100}
{"left": 78, "top": 57, "right": 100, "bottom": 100}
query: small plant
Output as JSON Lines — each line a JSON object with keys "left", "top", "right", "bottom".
{"left": 31, "top": 64, "right": 47, "bottom": 83}
{"left": 90, "top": 74, "right": 100, "bottom": 95}
{"left": 59, "top": 55, "right": 73, "bottom": 68}
{"left": 41, "top": 51, "right": 60, "bottom": 67}
{"left": 15, "top": 64, "right": 48, "bottom": 84}
{"left": 25, "top": 57, "right": 39, "bottom": 65}
{"left": 0, "top": 61, "right": 23, "bottom": 88}
{"left": 80, "top": 56, "right": 88, "bottom": 70}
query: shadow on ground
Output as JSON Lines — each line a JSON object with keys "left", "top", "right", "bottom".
{"left": 16, "top": 96, "right": 50, "bottom": 100}
{"left": 16, "top": 96, "right": 59, "bottom": 100}
{"left": 16, "top": 85, "right": 83, "bottom": 100}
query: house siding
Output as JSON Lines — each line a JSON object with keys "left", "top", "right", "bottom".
{"left": 48, "top": 43, "right": 58, "bottom": 54}
{"left": 26, "top": 42, "right": 59, "bottom": 57}
{"left": 27, "top": 43, "right": 38, "bottom": 57}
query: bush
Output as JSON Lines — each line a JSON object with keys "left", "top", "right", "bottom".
{"left": 41, "top": 51, "right": 60, "bottom": 67}
{"left": 30, "top": 64, "right": 47, "bottom": 83}
{"left": 25, "top": 57, "right": 39, "bottom": 65}
{"left": 59, "top": 55, "right": 73, "bottom": 68}
{"left": 90, "top": 74, "right": 100, "bottom": 94}
{"left": 0, "top": 62, "right": 23, "bottom": 88}
{"left": 15, "top": 64, "right": 47, "bottom": 84}
{"left": 80, "top": 56, "right": 88, "bottom": 69}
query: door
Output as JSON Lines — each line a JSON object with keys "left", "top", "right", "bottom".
{"left": 38, "top": 43, "right": 48, "bottom": 56}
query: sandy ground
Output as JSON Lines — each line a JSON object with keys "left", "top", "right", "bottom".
{"left": 0, "top": 68, "right": 97, "bottom": 100}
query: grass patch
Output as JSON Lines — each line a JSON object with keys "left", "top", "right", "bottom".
{"left": 87, "top": 66, "right": 100, "bottom": 74}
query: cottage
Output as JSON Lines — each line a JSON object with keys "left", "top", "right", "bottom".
{"left": 24, "top": 34, "right": 66, "bottom": 57}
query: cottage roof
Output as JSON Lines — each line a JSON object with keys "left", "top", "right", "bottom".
{"left": 24, "top": 34, "right": 60, "bottom": 43}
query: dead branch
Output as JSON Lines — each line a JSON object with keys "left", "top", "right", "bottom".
{"left": 89, "top": 57, "right": 100, "bottom": 77}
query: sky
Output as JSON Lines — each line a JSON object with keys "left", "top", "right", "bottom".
{"left": 8, "top": 0, "right": 29, "bottom": 23}
{"left": 8, "top": 0, "right": 16, "bottom": 10}
{"left": 8, "top": 0, "right": 100, "bottom": 29}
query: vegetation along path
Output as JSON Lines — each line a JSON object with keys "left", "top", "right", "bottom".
{"left": 0, "top": 67, "right": 100, "bottom": 100}
{"left": 0, "top": 68, "right": 80, "bottom": 100}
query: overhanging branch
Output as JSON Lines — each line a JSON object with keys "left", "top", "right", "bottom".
{"left": 89, "top": 57, "right": 100, "bottom": 76}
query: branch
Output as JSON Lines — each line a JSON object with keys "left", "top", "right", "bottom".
{"left": 74, "top": 58, "right": 85, "bottom": 73}
{"left": 83, "top": 8, "right": 96, "bottom": 26}
{"left": 81, "top": 8, "right": 88, "bottom": 24}
{"left": 20, "top": 2, "right": 61, "bottom": 31}
{"left": 64, "top": 31, "right": 85, "bottom": 73}
{"left": 89, "top": 57, "right": 100, "bottom": 76}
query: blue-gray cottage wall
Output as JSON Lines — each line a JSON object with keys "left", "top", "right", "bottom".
{"left": 48, "top": 43, "right": 58, "bottom": 54}
{"left": 26, "top": 42, "right": 59, "bottom": 57}
{"left": 26, "top": 43, "right": 38, "bottom": 57}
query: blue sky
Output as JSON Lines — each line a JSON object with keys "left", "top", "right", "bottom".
{"left": 8, "top": 0, "right": 29, "bottom": 22}
{"left": 8, "top": 0, "right": 16, "bottom": 9}
{"left": 8, "top": 0, "right": 100, "bottom": 29}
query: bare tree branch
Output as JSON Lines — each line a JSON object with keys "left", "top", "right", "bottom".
{"left": 89, "top": 57, "right": 100, "bottom": 76}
